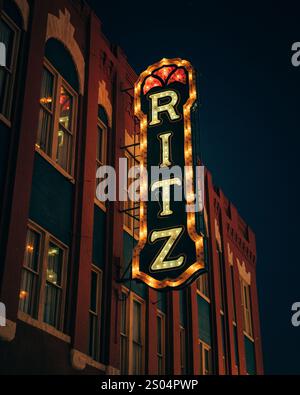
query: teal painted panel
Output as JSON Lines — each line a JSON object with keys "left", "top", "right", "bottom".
{"left": 157, "top": 292, "right": 167, "bottom": 314}
{"left": 245, "top": 336, "right": 256, "bottom": 375}
{"left": 29, "top": 153, "right": 73, "bottom": 245}
{"left": 123, "top": 231, "right": 147, "bottom": 299}
{"left": 93, "top": 205, "right": 106, "bottom": 270}
{"left": 197, "top": 295, "right": 212, "bottom": 346}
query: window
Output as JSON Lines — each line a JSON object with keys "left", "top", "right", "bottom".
{"left": 157, "top": 312, "right": 165, "bottom": 375}
{"left": 44, "top": 242, "right": 65, "bottom": 328}
{"left": 96, "top": 120, "right": 107, "bottom": 167}
{"left": 37, "top": 61, "right": 77, "bottom": 176}
{"left": 217, "top": 248, "right": 225, "bottom": 311}
{"left": 19, "top": 222, "right": 68, "bottom": 331}
{"left": 240, "top": 279, "right": 253, "bottom": 338}
{"left": 95, "top": 117, "right": 107, "bottom": 207}
{"left": 0, "top": 11, "right": 20, "bottom": 121}
{"left": 120, "top": 289, "right": 145, "bottom": 375}
{"left": 89, "top": 266, "right": 102, "bottom": 361}
{"left": 199, "top": 340, "right": 212, "bottom": 375}
{"left": 230, "top": 266, "right": 237, "bottom": 323}
{"left": 120, "top": 291, "right": 129, "bottom": 375}
{"left": 180, "top": 325, "right": 187, "bottom": 375}
{"left": 132, "top": 299, "right": 143, "bottom": 374}
{"left": 19, "top": 228, "right": 41, "bottom": 317}
{"left": 196, "top": 273, "right": 210, "bottom": 299}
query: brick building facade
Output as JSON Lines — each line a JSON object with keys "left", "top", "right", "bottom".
{"left": 0, "top": 0, "right": 263, "bottom": 375}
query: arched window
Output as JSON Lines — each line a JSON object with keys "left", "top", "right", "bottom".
{"left": 36, "top": 39, "right": 79, "bottom": 176}
{"left": 0, "top": 0, "right": 23, "bottom": 122}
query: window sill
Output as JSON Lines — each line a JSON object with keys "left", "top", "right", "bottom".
{"left": 0, "top": 113, "right": 12, "bottom": 128}
{"left": 243, "top": 331, "right": 255, "bottom": 342}
{"left": 123, "top": 225, "right": 139, "bottom": 241}
{"left": 70, "top": 349, "right": 107, "bottom": 372}
{"left": 35, "top": 146, "right": 75, "bottom": 184}
{"left": 94, "top": 198, "right": 107, "bottom": 213}
{"left": 196, "top": 290, "right": 211, "bottom": 303}
{"left": 18, "top": 311, "right": 71, "bottom": 343}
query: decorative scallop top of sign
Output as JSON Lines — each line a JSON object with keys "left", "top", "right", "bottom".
{"left": 132, "top": 58, "right": 205, "bottom": 290}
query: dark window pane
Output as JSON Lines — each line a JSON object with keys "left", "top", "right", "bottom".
{"left": 37, "top": 108, "right": 53, "bottom": 154}
{"left": 24, "top": 229, "right": 40, "bottom": 271}
{"left": 133, "top": 301, "right": 141, "bottom": 343}
{"left": 56, "top": 127, "right": 71, "bottom": 172}
{"left": 19, "top": 269, "right": 37, "bottom": 317}
{"left": 90, "top": 271, "right": 98, "bottom": 313}
{"left": 97, "top": 126, "right": 103, "bottom": 163}
{"left": 0, "top": 18, "right": 14, "bottom": 68}
{"left": 157, "top": 316, "right": 162, "bottom": 354}
{"left": 89, "top": 313, "right": 99, "bottom": 361}
{"left": 43, "top": 283, "right": 62, "bottom": 328}
{"left": 121, "top": 294, "right": 127, "bottom": 334}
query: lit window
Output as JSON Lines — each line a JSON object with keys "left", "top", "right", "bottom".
{"left": 196, "top": 273, "right": 210, "bottom": 299}
{"left": 89, "top": 266, "right": 102, "bottom": 361}
{"left": 19, "top": 223, "right": 68, "bottom": 332}
{"left": 0, "top": 12, "right": 20, "bottom": 120}
{"left": 199, "top": 340, "right": 212, "bottom": 375}
{"left": 240, "top": 279, "right": 253, "bottom": 338}
{"left": 37, "top": 62, "right": 77, "bottom": 175}
{"left": 180, "top": 325, "right": 187, "bottom": 375}
{"left": 157, "top": 312, "right": 165, "bottom": 374}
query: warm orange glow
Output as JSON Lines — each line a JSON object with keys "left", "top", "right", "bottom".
{"left": 26, "top": 245, "right": 34, "bottom": 253}
{"left": 40, "top": 97, "right": 52, "bottom": 105}
{"left": 19, "top": 290, "right": 28, "bottom": 300}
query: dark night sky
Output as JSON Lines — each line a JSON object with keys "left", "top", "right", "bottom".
{"left": 87, "top": 0, "right": 300, "bottom": 374}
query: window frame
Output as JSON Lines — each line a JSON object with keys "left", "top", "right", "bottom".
{"left": 95, "top": 117, "right": 108, "bottom": 212}
{"left": 88, "top": 265, "right": 103, "bottom": 362}
{"left": 120, "top": 288, "right": 145, "bottom": 375}
{"left": 240, "top": 278, "right": 254, "bottom": 339}
{"left": 0, "top": 10, "right": 21, "bottom": 125}
{"left": 36, "top": 59, "right": 78, "bottom": 180}
{"left": 19, "top": 220, "right": 69, "bottom": 333}
{"left": 196, "top": 272, "right": 210, "bottom": 302}
{"left": 198, "top": 339, "right": 212, "bottom": 375}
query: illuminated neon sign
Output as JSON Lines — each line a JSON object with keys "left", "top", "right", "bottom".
{"left": 133, "top": 58, "right": 205, "bottom": 290}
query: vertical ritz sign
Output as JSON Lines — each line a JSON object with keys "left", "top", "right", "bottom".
{"left": 133, "top": 58, "right": 205, "bottom": 290}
